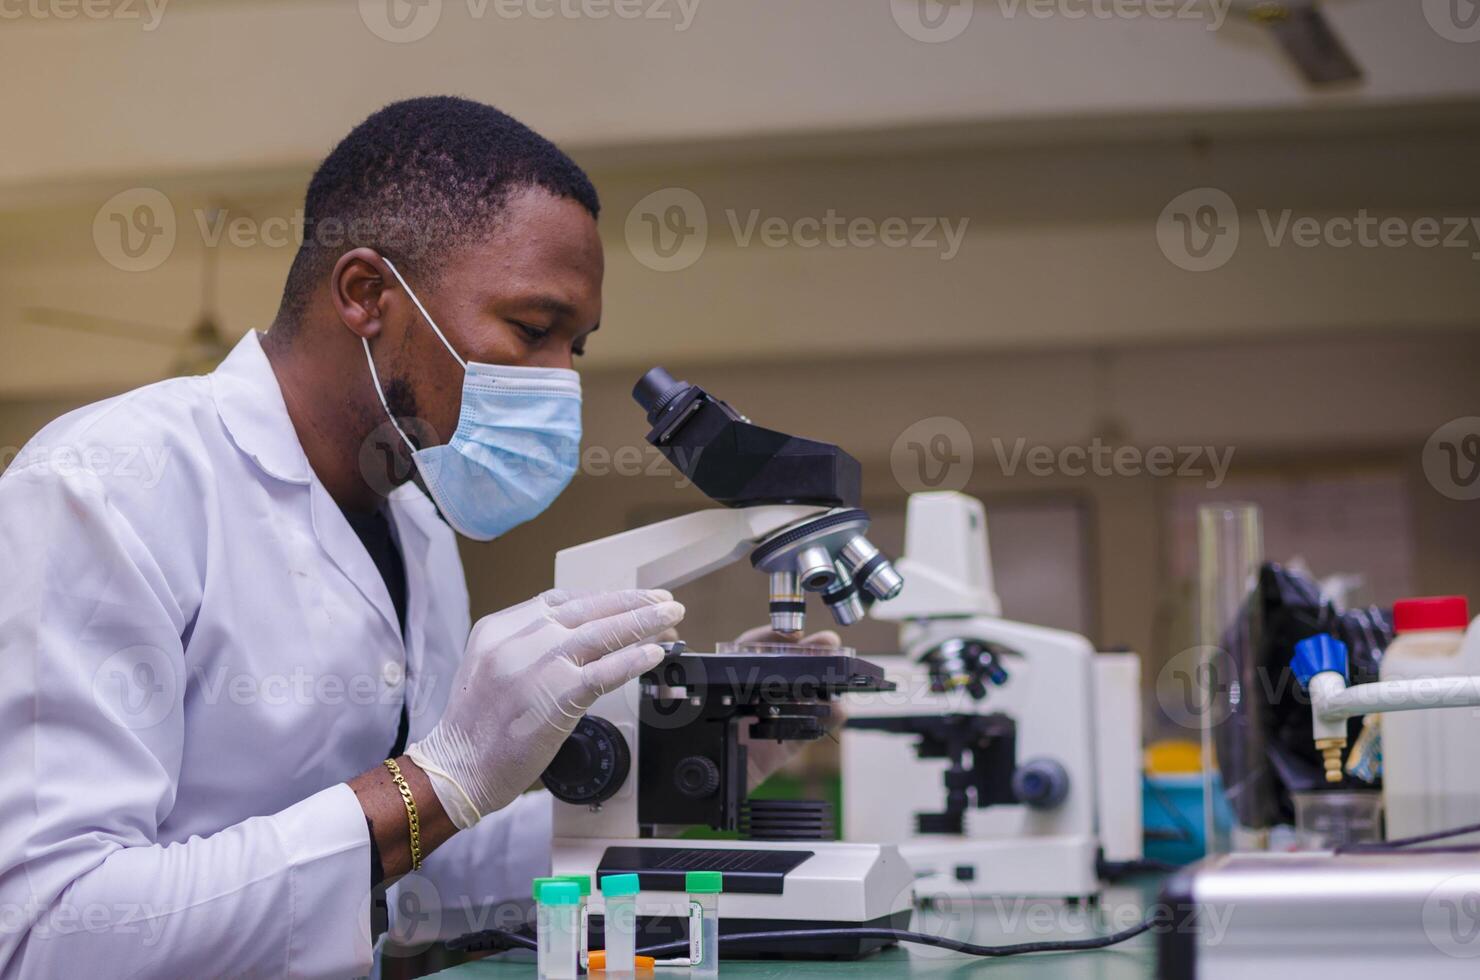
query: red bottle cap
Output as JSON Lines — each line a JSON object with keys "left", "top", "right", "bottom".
{"left": 1393, "top": 596, "right": 1470, "bottom": 634}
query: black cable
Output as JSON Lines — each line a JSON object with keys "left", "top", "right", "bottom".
{"left": 633, "top": 913, "right": 1161, "bottom": 959}
{"left": 1336, "top": 818, "right": 1480, "bottom": 854}
{"left": 447, "top": 928, "right": 535, "bottom": 953}
{"left": 1098, "top": 857, "right": 1182, "bottom": 881}
{"left": 449, "top": 910, "right": 1162, "bottom": 960}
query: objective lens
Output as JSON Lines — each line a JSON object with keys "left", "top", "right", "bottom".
{"left": 768, "top": 570, "right": 805, "bottom": 634}
{"left": 794, "top": 546, "right": 837, "bottom": 592}
{"left": 840, "top": 535, "right": 904, "bottom": 601}
{"left": 822, "top": 561, "right": 865, "bottom": 627}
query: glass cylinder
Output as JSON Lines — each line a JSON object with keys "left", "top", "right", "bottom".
{"left": 1196, "top": 503, "right": 1263, "bottom": 854}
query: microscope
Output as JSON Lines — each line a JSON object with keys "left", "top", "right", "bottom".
{"left": 540, "top": 368, "right": 915, "bottom": 958}
{"left": 841, "top": 492, "right": 1143, "bottom": 899}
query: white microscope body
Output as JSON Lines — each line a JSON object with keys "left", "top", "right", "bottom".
{"left": 842, "top": 492, "right": 1143, "bottom": 898}
{"left": 549, "top": 505, "right": 914, "bottom": 955}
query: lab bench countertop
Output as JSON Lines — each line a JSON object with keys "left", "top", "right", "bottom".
{"left": 427, "top": 882, "right": 1160, "bottom": 980}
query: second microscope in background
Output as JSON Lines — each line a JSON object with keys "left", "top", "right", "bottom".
{"left": 843, "top": 491, "right": 1144, "bottom": 899}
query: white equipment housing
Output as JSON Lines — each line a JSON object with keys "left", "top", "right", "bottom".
{"left": 842, "top": 492, "right": 1142, "bottom": 898}
{"left": 550, "top": 505, "right": 914, "bottom": 936}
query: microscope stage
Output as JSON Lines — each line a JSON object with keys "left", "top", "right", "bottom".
{"left": 643, "top": 651, "right": 896, "bottom": 697}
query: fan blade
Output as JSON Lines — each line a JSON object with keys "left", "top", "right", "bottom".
{"left": 21, "top": 307, "right": 186, "bottom": 347}
{"left": 1254, "top": 4, "right": 1363, "bottom": 85}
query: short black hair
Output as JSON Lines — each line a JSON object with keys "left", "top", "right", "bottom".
{"left": 275, "top": 96, "right": 599, "bottom": 327}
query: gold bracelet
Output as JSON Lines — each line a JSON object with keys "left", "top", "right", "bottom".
{"left": 383, "top": 758, "right": 423, "bottom": 872}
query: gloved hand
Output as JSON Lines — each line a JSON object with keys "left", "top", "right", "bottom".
{"left": 407, "top": 589, "right": 685, "bottom": 829}
{"left": 729, "top": 625, "right": 849, "bottom": 791}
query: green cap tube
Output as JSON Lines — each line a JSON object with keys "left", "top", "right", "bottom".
{"left": 600, "top": 873, "right": 641, "bottom": 897}
{"left": 541, "top": 881, "right": 581, "bottom": 906}
{"left": 532, "top": 876, "right": 563, "bottom": 901}
{"left": 685, "top": 871, "right": 723, "bottom": 894}
{"left": 558, "top": 874, "right": 592, "bottom": 897}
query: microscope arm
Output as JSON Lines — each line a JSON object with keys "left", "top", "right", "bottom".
{"left": 554, "top": 505, "right": 825, "bottom": 593}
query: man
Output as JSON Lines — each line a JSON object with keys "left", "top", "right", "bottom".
{"left": 0, "top": 97, "right": 697, "bottom": 977}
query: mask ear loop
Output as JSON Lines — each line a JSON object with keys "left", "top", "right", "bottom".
{"left": 362, "top": 254, "right": 469, "bottom": 455}
{"left": 362, "top": 337, "right": 419, "bottom": 455}
{"left": 381, "top": 255, "right": 467, "bottom": 370}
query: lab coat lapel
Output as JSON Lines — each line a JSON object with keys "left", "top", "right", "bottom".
{"left": 213, "top": 329, "right": 403, "bottom": 649}
{"left": 307, "top": 483, "right": 404, "bottom": 647}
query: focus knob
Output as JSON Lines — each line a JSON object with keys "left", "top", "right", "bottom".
{"left": 674, "top": 756, "right": 722, "bottom": 799}
{"left": 541, "top": 716, "right": 631, "bottom": 805}
{"left": 1013, "top": 758, "right": 1069, "bottom": 810}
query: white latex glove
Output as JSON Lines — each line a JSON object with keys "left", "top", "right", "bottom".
{"left": 408, "top": 589, "right": 685, "bottom": 829}
{"left": 730, "top": 625, "right": 848, "bottom": 791}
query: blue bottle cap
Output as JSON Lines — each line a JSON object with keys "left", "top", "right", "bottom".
{"left": 1291, "top": 634, "right": 1349, "bottom": 688}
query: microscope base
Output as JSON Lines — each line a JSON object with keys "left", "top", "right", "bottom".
{"left": 898, "top": 834, "right": 1102, "bottom": 899}
{"left": 552, "top": 836, "right": 915, "bottom": 958}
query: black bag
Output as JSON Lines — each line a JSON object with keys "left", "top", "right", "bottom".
{"left": 1213, "top": 561, "right": 1392, "bottom": 829}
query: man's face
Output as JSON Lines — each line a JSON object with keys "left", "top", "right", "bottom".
{"left": 380, "top": 186, "right": 604, "bottom": 450}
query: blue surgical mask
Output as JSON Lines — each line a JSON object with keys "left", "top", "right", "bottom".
{"left": 362, "top": 257, "right": 582, "bottom": 541}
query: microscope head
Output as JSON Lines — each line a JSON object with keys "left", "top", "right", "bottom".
{"left": 633, "top": 367, "right": 861, "bottom": 509}
{"left": 634, "top": 367, "right": 902, "bottom": 634}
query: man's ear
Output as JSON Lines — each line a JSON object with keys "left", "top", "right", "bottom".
{"left": 330, "top": 248, "right": 393, "bottom": 340}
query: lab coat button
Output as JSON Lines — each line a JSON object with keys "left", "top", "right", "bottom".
{"left": 382, "top": 661, "right": 405, "bottom": 686}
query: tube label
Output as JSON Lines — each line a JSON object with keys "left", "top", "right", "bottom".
{"left": 688, "top": 900, "right": 703, "bottom": 962}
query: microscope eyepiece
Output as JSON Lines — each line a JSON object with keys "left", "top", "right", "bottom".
{"left": 632, "top": 366, "right": 691, "bottom": 423}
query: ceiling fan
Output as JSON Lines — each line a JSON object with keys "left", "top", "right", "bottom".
{"left": 1230, "top": 1, "right": 1363, "bottom": 85}
{"left": 23, "top": 211, "right": 234, "bottom": 378}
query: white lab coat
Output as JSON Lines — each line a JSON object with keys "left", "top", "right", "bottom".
{"left": 0, "top": 330, "right": 551, "bottom": 978}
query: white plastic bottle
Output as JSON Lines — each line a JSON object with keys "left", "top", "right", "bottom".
{"left": 1379, "top": 596, "right": 1479, "bottom": 840}
{"left": 538, "top": 881, "right": 581, "bottom": 980}
{"left": 686, "top": 871, "right": 722, "bottom": 977}
{"left": 599, "top": 873, "right": 640, "bottom": 978}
